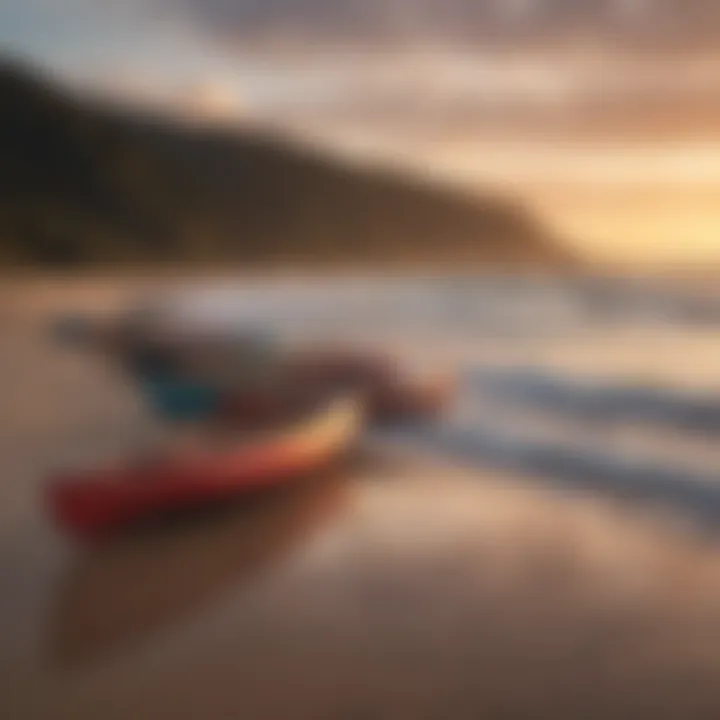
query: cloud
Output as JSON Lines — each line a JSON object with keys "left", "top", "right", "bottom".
{"left": 6, "top": 0, "right": 720, "bottom": 127}
{"left": 6, "top": 1, "right": 720, "bottom": 66}
{"left": 166, "top": 0, "right": 720, "bottom": 49}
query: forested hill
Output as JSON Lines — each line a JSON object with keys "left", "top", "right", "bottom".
{"left": 0, "top": 61, "right": 572, "bottom": 268}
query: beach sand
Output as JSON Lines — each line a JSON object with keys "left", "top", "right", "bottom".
{"left": 4, "top": 278, "right": 720, "bottom": 719}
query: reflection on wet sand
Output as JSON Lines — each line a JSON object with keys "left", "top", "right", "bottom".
{"left": 47, "top": 470, "right": 349, "bottom": 669}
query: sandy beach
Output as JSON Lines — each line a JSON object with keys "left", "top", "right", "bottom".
{"left": 4, "top": 276, "right": 720, "bottom": 719}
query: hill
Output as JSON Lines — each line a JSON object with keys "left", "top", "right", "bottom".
{"left": 0, "top": 60, "right": 571, "bottom": 268}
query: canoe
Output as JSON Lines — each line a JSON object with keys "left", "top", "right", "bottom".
{"left": 47, "top": 395, "right": 363, "bottom": 541}
{"left": 132, "top": 351, "right": 395, "bottom": 423}
{"left": 136, "top": 356, "right": 455, "bottom": 426}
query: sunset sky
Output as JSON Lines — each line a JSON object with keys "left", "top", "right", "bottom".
{"left": 4, "top": 0, "right": 720, "bottom": 266}
{"left": 5, "top": 1, "right": 720, "bottom": 117}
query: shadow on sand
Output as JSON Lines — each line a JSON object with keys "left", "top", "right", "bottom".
{"left": 46, "top": 466, "right": 352, "bottom": 671}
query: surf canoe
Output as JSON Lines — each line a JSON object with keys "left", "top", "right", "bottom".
{"left": 47, "top": 395, "right": 363, "bottom": 541}
{"left": 138, "top": 362, "right": 455, "bottom": 426}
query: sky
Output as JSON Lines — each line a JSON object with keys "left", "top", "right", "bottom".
{"left": 4, "top": 0, "right": 720, "bottom": 121}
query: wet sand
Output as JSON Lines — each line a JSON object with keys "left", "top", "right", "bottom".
{"left": 4, "top": 280, "right": 720, "bottom": 719}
